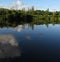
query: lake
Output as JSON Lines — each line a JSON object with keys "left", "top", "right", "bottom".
{"left": 0, "top": 24, "right": 60, "bottom": 62}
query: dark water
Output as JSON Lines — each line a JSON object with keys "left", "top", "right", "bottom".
{"left": 0, "top": 24, "right": 60, "bottom": 62}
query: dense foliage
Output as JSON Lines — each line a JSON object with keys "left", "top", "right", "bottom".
{"left": 0, "top": 8, "right": 60, "bottom": 26}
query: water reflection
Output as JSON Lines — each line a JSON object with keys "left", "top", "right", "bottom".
{"left": 0, "top": 24, "right": 60, "bottom": 62}
{"left": 14, "top": 24, "right": 57, "bottom": 31}
{"left": 25, "top": 35, "right": 32, "bottom": 40}
{"left": 15, "top": 25, "right": 25, "bottom": 32}
{"left": 0, "top": 34, "right": 21, "bottom": 58}
{"left": 0, "top": 24, "right": 56, "bottom": 32}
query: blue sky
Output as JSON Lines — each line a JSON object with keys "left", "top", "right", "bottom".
{"left": 0, "top": 0, "right": 60, "bottom": 11}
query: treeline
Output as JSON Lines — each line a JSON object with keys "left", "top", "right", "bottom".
{"left": 34, "top": 9, "right": 60, "bottom": 24}
{"left": 0, "top": 8, "right": 34, "bottom": 26}
{"left": 0, "top": 8, "right": 60, "bottom": 26}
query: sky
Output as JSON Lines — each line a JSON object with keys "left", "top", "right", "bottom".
{"left": 0, "top": 0, "right": 60, "bottom": 11}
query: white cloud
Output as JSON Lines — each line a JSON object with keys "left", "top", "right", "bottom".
{"left": 0, "top": 0, "right": 33, "bottom": 11}
{"left": 16, "top": 0, "right": 22, "bottom": 6}
{"left": 10, "top": 2, "right": 16, "bottom": 9}
{"left": 10, "top": 0, "right": 23, "bottom": 10}
{"left": 9, "top": 0, "right": 31, "bottom": 10}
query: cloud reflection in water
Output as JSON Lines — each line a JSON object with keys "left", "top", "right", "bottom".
{"left": 0, "top": 34, "right": 21, "bottom": 58}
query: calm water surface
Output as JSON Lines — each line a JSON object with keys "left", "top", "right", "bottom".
{"left": 0, "top": 24, "right": 60, "bottom": 62}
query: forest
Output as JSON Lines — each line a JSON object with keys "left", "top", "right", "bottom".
{"left": 0, "top": 7, "right": 60, "bottom": 26}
